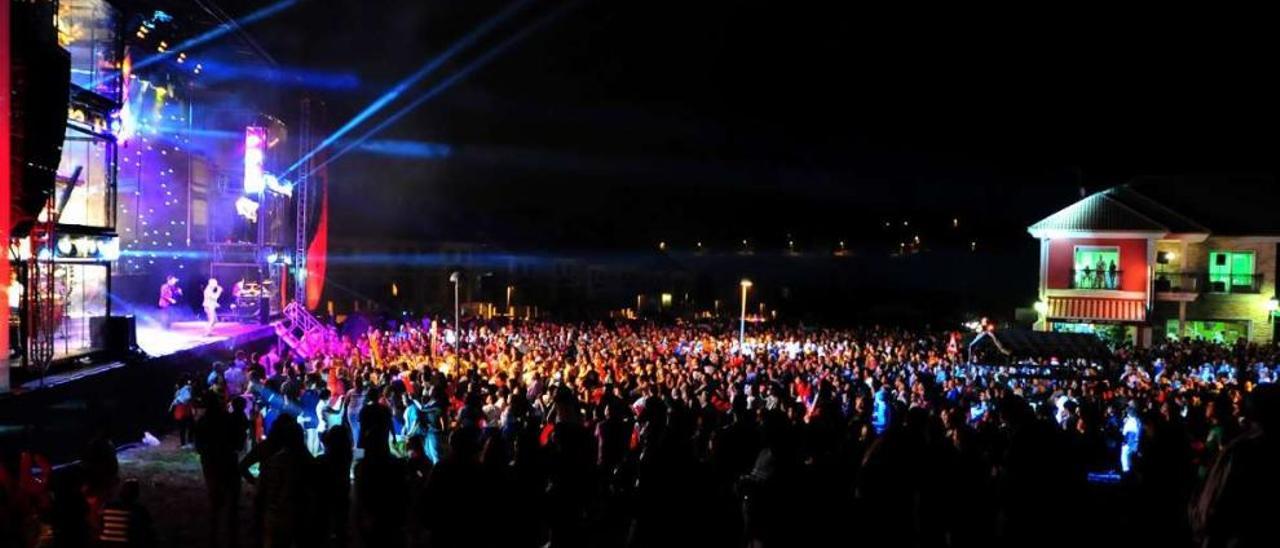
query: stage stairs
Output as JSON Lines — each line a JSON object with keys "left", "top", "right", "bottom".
{"left": 273, "top": 302, "right": 324, "bottom": 358}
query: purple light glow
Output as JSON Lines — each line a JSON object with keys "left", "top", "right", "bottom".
{"left": 244, "top": 126, "right": 267, "bottom": 194}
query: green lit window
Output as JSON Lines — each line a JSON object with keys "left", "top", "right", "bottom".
{"left": 1073, "top": 246, "right": 1120, "bottom": 290}
{"left": 1166, "top": 319, "right": 1249, "bottom": 344}
{"left": 1208, "top": 251, "right": 1257, "bottom": 293}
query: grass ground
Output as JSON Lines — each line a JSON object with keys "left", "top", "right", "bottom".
{"left": 116, "top": 437, "right": 256, "bottom": 547}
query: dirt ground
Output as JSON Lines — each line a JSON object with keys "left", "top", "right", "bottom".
{"left": 116, "top": 437, "right": 257, "bottom": 547}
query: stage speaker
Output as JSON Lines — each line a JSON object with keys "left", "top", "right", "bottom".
{"left": 91, "top": 316, "right": 138, "bottom": 354}
{"left": 9, "top": 1, "right": 71, "bottom": 237}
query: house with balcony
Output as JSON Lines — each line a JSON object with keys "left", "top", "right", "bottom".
{"left": 1028, "top": 180, "right": 1279, "bottom": 346}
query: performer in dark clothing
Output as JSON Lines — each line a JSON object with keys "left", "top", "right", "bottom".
{"left": 158, "top": 275, "right": 182, "bottom": 329}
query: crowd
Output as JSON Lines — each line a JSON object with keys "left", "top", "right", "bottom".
{"left": 4, "top": 317, "right": 1279, "bottom": 547}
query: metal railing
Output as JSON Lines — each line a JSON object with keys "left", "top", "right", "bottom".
{"left": 1153, "top": 272, "right": 1263, "bottom": 294}
{"left": 1205, "top": 273, "right": 1264, "bottom": 294}
{"left": 1070, "top": 269, "right": 1122, "bottom": 290}
{"left": 1154, "top": 272, "right": 1200, "bottom": 293}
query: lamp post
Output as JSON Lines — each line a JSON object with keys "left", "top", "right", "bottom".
{"left": 739, "top": 279, "right": 753, "bottom": 351}
{"left": 449, "top": 271, "right": 461, "bottom": 350}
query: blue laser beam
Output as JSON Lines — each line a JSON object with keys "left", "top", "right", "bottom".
{"left": 285, "top": 0, "right": 536, "bottom": 175}
{"left": 191, "top": 60, "right": 360, "bottom": 90}
{"left": 306, "top": 0, "right": 583, "bottom": 177}
{"left": 132, "top": 0, "right": 299, "bottom": 72}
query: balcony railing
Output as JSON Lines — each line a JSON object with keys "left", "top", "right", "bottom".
{"left": 1154, "top": 272, "right": 1200, "bottom": 293}
{"left": 1070, "top": 269, "right": 1122, "bottom": 290}
{"left": 1153, "top": 272, "right": 1264, "bottom": 295}
{"left": 1205, "top": 273, "right": 1264, "bottom": 294}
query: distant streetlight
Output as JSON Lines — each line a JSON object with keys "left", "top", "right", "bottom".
{"left": 449, "top": 271, "right": 461, "bottom": 350}
{"left": 739, "top": 279, "right": 753, "bottom": 350}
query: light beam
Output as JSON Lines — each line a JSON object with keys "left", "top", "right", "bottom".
{"left": 306, "top": 0, "right": 583, "bottom": 177}
{"left": 285, "top": 0, "right": 536, "bottom": 175}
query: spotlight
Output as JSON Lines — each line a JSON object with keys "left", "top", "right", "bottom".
{"left": 99, "top": 238, "right": 120, "bottom": 261}
{"left": 235, "top": 196, "right": 260, "bottom": 221}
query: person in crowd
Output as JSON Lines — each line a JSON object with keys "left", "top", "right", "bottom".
{"left": 194, "top": 393, "right": 242, "bottom": 548}
{"left": 353, "top": 412, "right": 407, "bottom": 547}
{"left": 315, "top": 425, "right": 353, "bottom": 547}
{"left": 96, "top": 479, "right": 156, "bottom": 547}
{"left": 169, "top": 377, "right": 195, "bottom": 448}
{"left": 255, "top": 419, "right": 315, "bottom": 547}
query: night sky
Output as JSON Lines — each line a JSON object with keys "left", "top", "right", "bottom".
{"left": 235, "top": 1, "right": 1276, "bottom": 252}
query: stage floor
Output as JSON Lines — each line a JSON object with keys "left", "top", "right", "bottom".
{"left": 135, "top": 321, "right": 276, "bottom": 358}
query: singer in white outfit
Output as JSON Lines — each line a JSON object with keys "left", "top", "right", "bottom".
{"left": 203, "top": 278, "right": 222, "bottom": 336}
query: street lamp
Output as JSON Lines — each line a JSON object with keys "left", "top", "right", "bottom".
{"left": 449, "top": 271, "right": 461, "bottom": 350}
{"left": 739, "top": 278, "right": 753, "bottom": 351}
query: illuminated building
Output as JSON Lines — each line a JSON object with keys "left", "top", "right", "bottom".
{"left": 1029, "top": 180, "right": 1278, "bottom": 345}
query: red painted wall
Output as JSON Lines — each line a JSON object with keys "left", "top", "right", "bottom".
{"left": 1045, "top": 237, "right": 1149, "bottom": 292}
{"left": 2, "top": 0, "right": 11, "bottom": 390}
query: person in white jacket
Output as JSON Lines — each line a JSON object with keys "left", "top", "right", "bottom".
{"left": 203, "top": 278, "right": 222, "bottom": 336}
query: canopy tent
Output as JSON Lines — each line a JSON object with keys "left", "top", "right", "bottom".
{"left": 968, "top": 329, "right": 1112, "bottom": 365}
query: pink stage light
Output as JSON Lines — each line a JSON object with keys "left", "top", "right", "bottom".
{"left": 244, "top": 126, "right": 267, "bottom": 193}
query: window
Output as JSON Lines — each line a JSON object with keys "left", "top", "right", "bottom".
{"left": 1208, "top": 251, "right": 1257, "bottom": 293}
{"left": 1073, "top": 246, "right": 1120, "bottom": 290}
{"left": 53, "top": 263, "right": 111, "bottom": 358}
{"left": 1166, "top": 319, "right": 1249, "bottom": 344}
{"left": 1051, "top": 321, "right": 1134, "bottom": 347}
{"left": 55, "top": 125, "right": 116, "bottom": 228}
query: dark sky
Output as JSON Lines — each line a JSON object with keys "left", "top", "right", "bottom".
{"left": 233, "top": 0, "right": 1277, "bottom": 251}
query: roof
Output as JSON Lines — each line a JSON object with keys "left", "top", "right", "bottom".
{"left": 1103, "top": 186, "right": 1210, "bottom": 235}
{"left": 1029, "top": 175, "right": 1278, "bottom": 236}
{"left": 1028, "top": 192, "right": 1167, "bottom": 234}
{"left": 1123, "top": 175, "right": 1280, "bottom": 236}
{"left": 969, "top": 329, "right": 1113, "bottom": 361}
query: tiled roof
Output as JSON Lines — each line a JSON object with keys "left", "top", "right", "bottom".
{"left": 1028, "top": 192, "right": 1167, "bottom": 233}
{"left": 1105, "top": 187, "right": 1210, "bottom": 235}
{"left": 1030, "top": 176, "right": 1277, "bottom": 236}
{"left": 1123, "top": 176, "right": 1280, "bottom": 236}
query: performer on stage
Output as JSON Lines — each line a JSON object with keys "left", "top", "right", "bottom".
{"left": 158, "top": 275, "right": 182, "bottom": 329}
{"left": 203, "top": 278, "right": 222, "bottom": 336}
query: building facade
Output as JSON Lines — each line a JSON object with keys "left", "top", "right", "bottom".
{"left": 1029, "top": 184, "right": 1279, "bottom": 346}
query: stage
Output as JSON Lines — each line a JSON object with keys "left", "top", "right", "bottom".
{"left": 1, "top": 319, "right": 277, "bottom": 464}
{"left": 5, "top": 320, "right": 276, "bottom": 394}
{"left": 135, "top": 320, "right": 277, "bottom": 359}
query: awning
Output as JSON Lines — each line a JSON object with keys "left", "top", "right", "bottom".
{"left": 1047, "top": 296, "right": 1146, "bottom": 322}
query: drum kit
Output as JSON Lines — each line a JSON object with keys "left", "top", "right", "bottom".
{"left": 232, "top": 280, "right": 273, "bottom": 323}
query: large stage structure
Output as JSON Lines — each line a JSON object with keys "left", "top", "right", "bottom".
{"left": 3, "top": 1, "right": 324, "bottom": 392}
